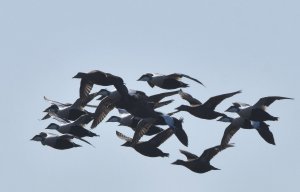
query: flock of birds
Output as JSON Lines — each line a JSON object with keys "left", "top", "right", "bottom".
{"left": 31, "top": 70, "right": 293, "bottom": 174}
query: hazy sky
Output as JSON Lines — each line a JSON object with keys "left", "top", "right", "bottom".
{"left": 1, "top": 1, "right": 299, "bottom": 191}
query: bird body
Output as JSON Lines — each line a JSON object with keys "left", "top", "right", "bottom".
{"left": 42, "top": 92, "right": 100, "bottom": 122}
{"left": 218, "top": 116, "right": 275, "bottom": 146}
{"left": 106, "top": 115, "right": 163, "bottom": 136}
{"left": 45, "top": 114, "right": 98, "bottom": 139}
{"left": 116, "top": 128, "right": 174, "bottom": 158}
{"left": 173, "top": 90, "right": 241, "bottom": 120}
{"left": 172, "top": 144, "right": 233, "bottom": 173}
{"left": 226, "top": 96, "right": 293, "bottom": 121}
{"left": 31, "top": 133, "right": 81, "bottom": 150}
{"left": 138, "top": 73, "right": 204, "bottom": 89}
{"left": 73, "top": 70, "right": 125, "bottom": 99}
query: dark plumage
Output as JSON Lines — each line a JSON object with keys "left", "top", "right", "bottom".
{"left": 31, "top": 132, "right": 81, "bottom": 150}
{"left": 106, "top": 114, "right": 163, "bottom": 136}
{"left": 225, "top": 96, "right": 293, "bottom": 121}
{"left": 129, "top": 116, "right": 188, "bottom": 147}
{"left": 218, "top": 116, "right": 275, "bottom": 146}
{"left": 172, "top": 90, "right": 241, "bottom": 120}
{"left": 45, "top": 114, "right": 97, "bottom": 146}
{"left": 91, "top": 88, "right": 177, "bottom": 128}
{"left": 42, "top": 92, "right": 99, "bottom": 122}
{"left": 116, "top": 128, "right": 174, "bottom": 158}
{"left": 73, "top": 70, "right": 125, "bottom": 99}
{"left": 172, "top": 144, "right": 233, "bottom": 173}
{"left": 137, "top": 73, "right": 204, "bottom": 89}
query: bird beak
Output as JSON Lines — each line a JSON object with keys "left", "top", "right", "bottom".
{"left": 43, "top": 108, "right": 49, "bottom": 112}
{"left": 41, "top": 113, "right": 51, "bottom": 120}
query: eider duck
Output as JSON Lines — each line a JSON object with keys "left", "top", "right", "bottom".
{"left": 116, "top": 128, "right": 174, "bottom": 158}
{"left": 73, "top": 70, "right": 125, "bottom": 99}
{"left": 172, "top": 90, "right": 241, "bottom": 120}
{"left": 225, "top": 96, "right": 293, "bottom": 121}
{"left": 172, "top": 144, "right": 233, "bottom": 173}
{"left": 31, "top": 132, "right": 81, "bottom": 150}
{"left": 45, "top": 114, "right": 98, "bottom": 146}
{"left": 137, "top": 73, "right": 204, "bottom": 89}
{"left": 218, "top": 116, "right": 275, "bottom": 145}
{"left": 42, "top": 91, "right": 99, "bottom": 123}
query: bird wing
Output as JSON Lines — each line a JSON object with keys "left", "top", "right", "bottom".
{"left": 173, "top": 117, "right": 189, "bottom": 147}
{"left": 179, "top": 150, "right": 198, "bottom": 160}
{"left": 255, "top": 122, "right": 275, "bottom": 145}
{"left": 220, "top": 120, "right": 241, "bottom": 148}
{"left": 80, "top": 79, "right": 93, "bottom": 99}
{"left": 76, "top": 136, "right": 95, "bottom": 147}
{"left": 147, "top": 128, "right": 174, "bottom": 147}
{"left": 178, "top": 89, "right": 202, "bottom": 105}
{"left": 73, "top": 114, "right": 94, "bottom": 126}
{"left": 203, "top": 90, "right": 241, "bottom": 110}
{"left": 43, "top": 96, "right": 72, "bottom": 107}
{"left": 199, "top": 144, "right": 234, "bottom": 162}
{"left": 72, "top": 91, "right": 100, "bottom": 108}
{"left": 153, "top": 100, "right": 174, "bottom": 109}
{"left": 148, "top": 90, "right": 179, "bottom": 103}
{"left": 168, "top": 73, "right": 205, "bottom": 86}
{"left": 116, "top": 131, "right": 133, "bottom": 142}
{"left": 253, "top": 96, "right": 293, "bottom": 108}
{"left": 91, "top": 96, "right": 116, "bottom": 128}
{"left": 131, "top": 118, "right": 157, "bottom": 146}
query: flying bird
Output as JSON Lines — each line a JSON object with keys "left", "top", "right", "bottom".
{"left": 171, "top": 90, "right": 241, "bottom": 120}
{"left": 42, "top": 91, "right": 100, "bottom": 123}
{"left": 218, "top": 116, "right": 275, "bottom": 146}
{"left": 172, "top": 144, "right": 233, "bottom": 173}
{"left": 45, "top": 114, "right": 98, "bottom": 146}
{"left": 116, "top": 128, "right": 174, "bottom": 158}
{"left": 137, "top": 73, "right": 204, "bottom": 89}
{"left": 31, "top": 132, "right": 81, "bottom": 150}
{"left": 73, "top": 70, "right": 125, "bottom": 99}
{"left": 106, "top": 109, "right": 163, "bottom": 136}
{"left": 225, "top": 96, "right": 293, "bottom": 121}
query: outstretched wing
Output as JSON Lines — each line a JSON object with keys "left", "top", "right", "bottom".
{"left": 199, "top": 144, "right": 234, "bottom": 162}
{"left": 131, "top": 118, "right": 157, "bottom": 146}
{"left": 253, "top": 96, "right": 293, "bottom": 108}
{"left": 173, "top": 117, "right": 188, "bottom": 147}
{"left": 203, "top": 90, "right": 241, "bottom": 110}
{"left": 73, "top": 114, "right": 94, "bottom": 126}
{"left": 148, "top": 90, "right": 179, "bottom": 103}
{"left": 168, "top": 73, "right": 205, "bottom": 86}
{"left": 147, "top": 128, "right": 174, "bottom": 147}
{"left": 153, "top": 100, "right": 174, "bottom": 109}
{"left": 255, "top": 122, "right": 275, "bottom": 145}
{"left": 220, "top": 119, "right": 242, "bottom": 148}
{"left": 44, "top": 96, "right": 72, "bottom": 107}
{"left": 179, "top": 149, "right": 198, "bottom": 160}
{"left": 178, "top": 89, "right": 202, "bottom": 106}
{"left": 80, "top": 79, "right": 93, "bottom": 99}
{"left": 116, "top": 131, "right": 133, "bottom": 142}
{"left": 91, "top": 96, "right": 116, "bottom": 128}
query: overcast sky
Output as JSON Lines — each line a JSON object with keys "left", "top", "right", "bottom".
{"left": 1, "top": 0, "right": 299, "bottom": 191}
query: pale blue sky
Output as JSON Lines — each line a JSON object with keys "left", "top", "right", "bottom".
{"left": 1, "top": 0, "right": 299, "bottom": 191}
